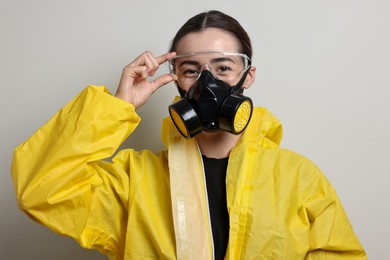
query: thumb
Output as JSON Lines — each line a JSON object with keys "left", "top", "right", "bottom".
{"left": 150, "top": 74, "right": 177, "bottom": 93}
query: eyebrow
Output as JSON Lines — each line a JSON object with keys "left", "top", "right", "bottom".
{"left": 177, "top": 57, "right": 236, "bottom": 68}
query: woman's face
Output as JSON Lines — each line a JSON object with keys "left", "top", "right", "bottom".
{"left": 174, "top": 28, "right": 246, "bottom": 92}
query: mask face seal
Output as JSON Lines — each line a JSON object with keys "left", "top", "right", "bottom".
{"left": 169, "top": 63, "right": 253, "bottom": 139}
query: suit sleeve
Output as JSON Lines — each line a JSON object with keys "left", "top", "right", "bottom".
{"left": 11, "top": 85, "right": 140, "bottom": 255}
{"left": 304, "top": 168, "right": 367, "bottom": 259}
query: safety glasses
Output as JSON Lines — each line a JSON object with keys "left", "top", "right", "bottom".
{"left": 169, "top": 51, "right": 251, "bottom": 85}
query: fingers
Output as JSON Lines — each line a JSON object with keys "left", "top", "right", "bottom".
{"left": 141, "top": 52, "right": 160, "bottom": 77}
{"left": 131, "top": 51, "right": 176, "bottom": 76}
{"left": 122, "top": 64, "right": 148, "bottom": 80}
{"left": 148, "top": 52, "right": 177, "bottom": 92}
{"left": 116, "top": 51, "right": 177, "bottom": 107}
{"left": 150, "top": 74, "right": 178, "bottom": 93}
{"left": 155, "top": 52, "right": 176, "bottom": 65}
{"left": 121, "top": 51, "right": 170, "bottom": 79}
{"left": 120, "top": 51, "right": 175, "bottom": 81}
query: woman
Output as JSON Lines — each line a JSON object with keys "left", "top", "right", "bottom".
{"left": 12, "top": 10, "right": 366, "bottom": 259}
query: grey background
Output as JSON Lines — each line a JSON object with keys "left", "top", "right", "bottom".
{"left": 1, "top": 0, "right": 389, "bottom": 259}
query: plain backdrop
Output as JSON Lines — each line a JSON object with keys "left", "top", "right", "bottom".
{"left": 1, "top": 0, "right": 389, "bottom": 259}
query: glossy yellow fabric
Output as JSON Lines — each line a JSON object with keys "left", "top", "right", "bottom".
{"left": 12, "top": 85, "right": 366, "bottom": 259}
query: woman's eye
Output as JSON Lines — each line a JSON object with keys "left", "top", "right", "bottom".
{"left": 183, "top": 69, "right": 199, "bottom": 77}
{"left": 216, "top": 66, "right": 232, "bottom": 74}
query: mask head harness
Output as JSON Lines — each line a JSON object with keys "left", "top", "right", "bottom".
{"left": 168, "top": 52, "right": 253, "bottom": 139}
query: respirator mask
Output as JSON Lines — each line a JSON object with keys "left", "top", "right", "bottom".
{"left": 168, "top": 51, "right": 253, "bottom": 139}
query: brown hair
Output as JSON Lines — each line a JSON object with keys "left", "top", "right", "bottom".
{"left": 169, "top": 10, "right": 252, "bottom": 59}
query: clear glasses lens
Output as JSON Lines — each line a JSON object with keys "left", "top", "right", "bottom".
{"left": 169, "top": 52, "right": 250, "bottom": 85}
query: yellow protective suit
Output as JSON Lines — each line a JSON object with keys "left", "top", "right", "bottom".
{"left": 12, "top": 86, "right": 366, "bottom": 259}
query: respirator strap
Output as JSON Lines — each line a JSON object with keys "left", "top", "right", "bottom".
{"left": 175, "top": 82, "right": 187, "bottom": 98}
{"left": 232, "top": 66, "right": 251, "bottom": 93}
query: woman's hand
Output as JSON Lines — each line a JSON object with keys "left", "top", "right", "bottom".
{"left": 115, "top": 51, "right": 177, "bottom": 109}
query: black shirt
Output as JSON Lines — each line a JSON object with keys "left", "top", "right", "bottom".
{"left": 202, "top": 155, "right": 229, "bottom": 260}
